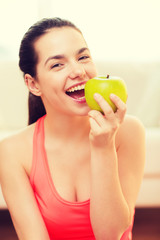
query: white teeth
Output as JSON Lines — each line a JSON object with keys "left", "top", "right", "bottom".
{"left": 66, "top": 84, "right": 85, "bottom": 93}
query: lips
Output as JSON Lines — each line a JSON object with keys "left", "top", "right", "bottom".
{"left": 65, "top": 83, "right": 86, "bottom": 101}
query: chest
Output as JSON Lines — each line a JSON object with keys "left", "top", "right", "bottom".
{"left": 46, "top": 144, "right": 91, "bottom": 203}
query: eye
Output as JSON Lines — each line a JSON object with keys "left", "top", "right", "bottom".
{"left": 78, "top": 55, "right": 90, "bottom": 61}
{"left": 51, "top": 63, "right": 63, "bottom": 69}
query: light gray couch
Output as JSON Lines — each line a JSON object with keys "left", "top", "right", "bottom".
{"left": 0, "top": 60, "right": 160, "bottom": 208}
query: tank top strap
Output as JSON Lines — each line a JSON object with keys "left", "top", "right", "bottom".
{"left": 30, "top": 115, "right": 46, "bottom": 185}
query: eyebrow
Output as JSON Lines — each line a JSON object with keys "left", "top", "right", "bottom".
{"left": 77, "top": 47, "right": 89, "bottom": 55}
{"left": 44, "top": 47, "right": 89, "bottom": 66}
{"left": 44, "top": 54, "right": 65, "bottom": 66}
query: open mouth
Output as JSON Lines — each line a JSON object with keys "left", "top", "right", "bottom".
{"left": 65, "top": 83, "right": 85, "bottom": 100}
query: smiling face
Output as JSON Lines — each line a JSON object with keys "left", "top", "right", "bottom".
{"left": 26, "top": 27, "right": 97, "bottom": 116}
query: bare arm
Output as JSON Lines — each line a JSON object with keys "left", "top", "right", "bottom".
{"left": 0, "top": 137, "right": 50, "bottom": 240}
{"left": 88, "top": 93, "right": 145, "bottom": 240}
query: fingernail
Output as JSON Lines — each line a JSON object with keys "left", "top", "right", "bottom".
{"left": 94, "top": 93, "right": 101, "bottom": 100}
{"left": 110, "top": 93, "right": 116, "bottom": 99}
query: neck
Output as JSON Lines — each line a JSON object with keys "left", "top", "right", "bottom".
{"left": 44, "top": 110, "right": 90, "bottom": 142}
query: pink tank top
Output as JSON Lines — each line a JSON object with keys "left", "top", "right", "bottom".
{"left": 30, "top": 115, "right": 134, "bottom": 240}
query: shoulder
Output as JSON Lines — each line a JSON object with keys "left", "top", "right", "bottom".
{"left": 120, "top": 114, "right": 145, "bottom": 136}
{"left": 122, "top": 114, "right": 145, "bottom": 131}
{"left": 116, "top": 114, "right": 146, "bottom": 148}
{"left": 116, "top": 114, "right": 146, "bottom": 177}
{"left": 0, "top": 123, "right": 36, "bottom": 177}
{"left": 0, "top": 123, "right": 35, "bottom": 154}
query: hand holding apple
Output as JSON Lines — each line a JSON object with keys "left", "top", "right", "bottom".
{"left": 85, "top": 75, "right": 128, "bottom": 113}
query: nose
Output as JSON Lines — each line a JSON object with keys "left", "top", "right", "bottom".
{"left": 69, "top": 61, "right": 85, "bottom": 80}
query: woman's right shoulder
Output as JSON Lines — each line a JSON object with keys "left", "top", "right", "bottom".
{"left": 0, "top": 123, "right": 36, "bottom": 150}
{"left": 0, "top": 123, "right": 36, "bottom": 170}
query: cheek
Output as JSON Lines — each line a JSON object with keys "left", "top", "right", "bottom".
{"left": 87, "top": 62, "right": 98, "bottom": 78}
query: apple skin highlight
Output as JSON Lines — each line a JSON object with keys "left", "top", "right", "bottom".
{"left": 84, "top": 75, "right": 128, "bottom": 112}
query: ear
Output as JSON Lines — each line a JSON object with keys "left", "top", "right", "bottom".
{"left": 25, "top": 74, "right": 41, "bottom": 96}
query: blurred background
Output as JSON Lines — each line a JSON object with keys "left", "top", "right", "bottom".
{"left": 0, "top": 0, "right": 160, "bottom": 62}
{"left": 0, "top": 0, "right": 160, "bottom": 239}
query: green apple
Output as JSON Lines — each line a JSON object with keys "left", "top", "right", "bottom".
{"left": 85, "top": 75, "right": 128, "bottom": 112}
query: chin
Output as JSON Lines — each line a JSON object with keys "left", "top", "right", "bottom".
{"left": 70, "top": 106, "right": 90, "bottom": 117}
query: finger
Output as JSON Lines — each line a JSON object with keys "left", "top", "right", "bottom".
{"left": 94, "top": 93, "right": 115, "bottom": 119}
{"left": 110, "top": 94, "right": 127, "bottom": 121}
{"left": 88, "top": 110, "right": 107, "bottom": 128}
{"left": 88, "top": 115, "right": 101, "bottom": 134}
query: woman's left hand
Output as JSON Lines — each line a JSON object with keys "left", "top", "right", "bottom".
{"left": 88, "top": 93, "right": 127, "bottom": 148}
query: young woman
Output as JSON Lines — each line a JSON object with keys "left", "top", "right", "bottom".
{"left": 0, "top": 18, "right": 145, "bottom": 240}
